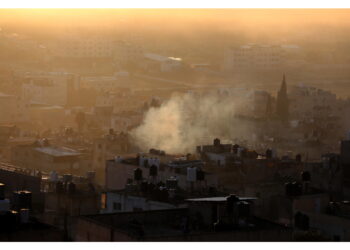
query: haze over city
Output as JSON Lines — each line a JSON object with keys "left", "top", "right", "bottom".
{"left": 0, "top": 8, "right": 349, "bottom": 243}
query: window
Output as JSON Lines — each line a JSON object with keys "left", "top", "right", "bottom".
{"left": 133, "top": 207, "right": 143, "bottom": 212}
{"left": 101, "top": 193, "right": 107, "bottom": 209}
{"left": 113, "top": 202, "right": 122, "bottom": 211}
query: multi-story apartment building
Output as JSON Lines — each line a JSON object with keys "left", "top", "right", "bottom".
{"left": 223, "top": 44, "right": 287, "bottom": 72}
{"left": 288, "top": 84, "right": 338, "bottom": 120}
{"left": 21, "top": 72, "right": 79, "bottom": 107}
{"left": 49, "top": 37, "right": 143, "bottom": 61}
{"left": 51, "top": 38, "right": 115, "bottom": 58}
{"left": 80, "top": 73, "right": 130, "bottom": 92}
{"left": 113, "top": 40, "right": 143, "bottom": 63}
{"left": 105, "top": 152, "right": 218, "bottom": 191}
{"left": 0, "top": 93, "right": 29, "bottom": 124}
{"left": 11, "top": 139, "right": 82, "bottom": 174}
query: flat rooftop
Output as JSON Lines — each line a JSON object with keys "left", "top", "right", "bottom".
{"left": 80, "top": 208, "right": 290, "bottom": 241}
{"left": 34, "top": 146, "right": 81, "bottom": 157}
{"left": 109, "top": 153, "right": 198, "bottom": 166}
{"left": 186, "top": 196, "right": 257, "bottom": 203}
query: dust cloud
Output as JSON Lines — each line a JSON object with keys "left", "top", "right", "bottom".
{"left": 131, "top": 90, "right": 253, "bottom": 154}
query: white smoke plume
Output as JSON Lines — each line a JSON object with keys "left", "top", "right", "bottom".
{"left": 131, "top": 90, "right": 255, "bottom": 154}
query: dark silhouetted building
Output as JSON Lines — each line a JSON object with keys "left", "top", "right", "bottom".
{"left": 276, "top": 74, "right": 289, "bottom": 121}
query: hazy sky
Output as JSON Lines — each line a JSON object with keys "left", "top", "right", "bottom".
{"left": 1, "top": 9, "right": 350, "bottom": 30}
{"left": 1, "top": 9, "right": 350, "bottom": 49}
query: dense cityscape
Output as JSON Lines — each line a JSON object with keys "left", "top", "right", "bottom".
{"left": 0, "top": 8, "right": 350, "bottom": 242}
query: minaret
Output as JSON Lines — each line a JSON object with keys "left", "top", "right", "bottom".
{"left": 276, "top": 74, "right": 289, "bottom": 121}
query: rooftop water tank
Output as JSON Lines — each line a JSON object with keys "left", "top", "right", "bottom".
{"left": 166, "top": 178, "right": 178, "bottom": 189}
{"left": 56, "top": 181, "right": 64, "bottom": 193}
{"left": 213, "top": 138, "right": 221, "bottom": 146}
{"left": 19, "top": 208, "right": 30, "bottom": 224}
{"left": 149, "top": 165, "right": 158, "bottom": 177}
{"left": 68, "top": 182, "right": 76, "bottom": 194}
{"left": 49, "top": 171, "right": 58, "bottom": 182}
{"left": 226, "top": 194, "right": 240, "bottom": 213}
{"left": 266, "top": 149, "right": 272, "bottom": 159}
{"left": 63, "top": 174, "right": 73, "bottom": 183}
{"left": 196, "top": 169, "right": 205, "bottom": 181}
{"left": 0, "top": 199, "right": 10, "bottom": 212}
{"left": 13, "top": 191, "right": 32, "bottom": 210}
{"left": 187, "top": 167, "right": 197, "bottom": 182}
{"left": 0, "top": 183, "right": 5, "bottom": 200}
{"left": 301, "top": 171, "right": 311, "bottom": 182}
{"left": 238, "top": 201, "right": 250, "bottom": 217}
{"left": 134, "top": 168, "right": 143, "bottom": 181}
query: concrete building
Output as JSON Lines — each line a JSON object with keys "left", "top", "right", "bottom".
{"left": 105, "top": 151, "right": 217, "bottom": 191}
{"left": 276, "top": 75, "right": 289, "bottom": 121}
{"left": 0, "top": 93, "right": 29, "bottom": 124}
{"left": 92, "top": 90, "right": 143, "bottom": 131}
{"left": 113, "top": 40, "right": 143, "bottom": 64}
{"left": 341, "top": 139, "right": 350, "bottom": 197}
{"left": 295, "top": 201, "right": 350, "bottom": 241}
{"left": 304, "top": 154, "right": 342, "bottom": 201}
{"left": 50, "top": 37, "right": 144, "bottom": 61}
{"left": 38, "top": 175, "right": 101, "bottom": 241}
{"left": 75, "top": 195, "right": 292, "bottom": 241}
{"left": 288, "top": 188, "right": 350, "bottom": 241}
{"left": 0, "top": 202, "right": 64, "bottom": 241}
{"left": 197, "top": 138, "right": 307, "bottom": 195}
{"left": 11, "top": 139, "right": 82, "bottom": 175}
{"left": 94, "top": 90, "right": 131, "bottom": 111}
{"left": 28, "top": 104, "right": 67, "bottom": 130}
{"left": 143, "top": 53, "right": 183, "bottom": 72}
{"left": 288, "top": 84, "right": 338, "bottom": 120}
{"left": 91, "top": 131, "right": 131, "bottom": 184}
{"left": 51, "top": 38, "right": 115, "bottom": 58}
{"left": 0, "top": 163, "right": 45, "bottom": 212}
{"left": 197, "top": 138, "right": 233, "bottom": 167}
{"left": 21, "top": 72, "right": 79, "bottom": 107}
{"left": 100, "top": 191, "right": 177, "bottom": 214}
{"left": 80, "top": 74, "right": 130, "bottom": 92}
{"left": 223, "top": 44, "right": 286, "bottom": 72}
{"left": 111, "top": 112, "right": 143, "bottom": 132}
{"left": 252, "top": 90, "right": 274, "bottom": 119}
